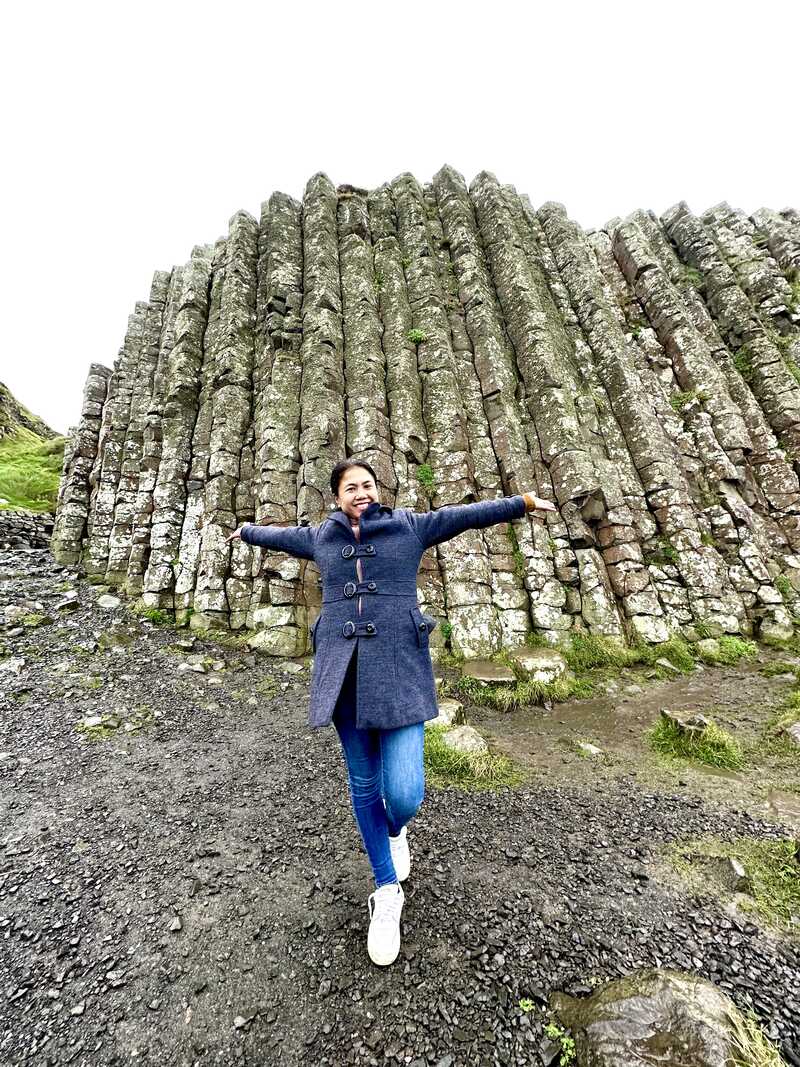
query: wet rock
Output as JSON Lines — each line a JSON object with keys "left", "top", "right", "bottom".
{"left": 97, "top": 626, "right": 134, "bottom": 652}
{"left": 696, "top": 638, "right": 721, "bottom": 659}
{"left": 0, "top": 657, "right": 26, "bottom": 675}
{"left": 508, "top": 646, "right": 568, "bottom": 682}
{"left": 655, "top": 656, "right": 682, "bottom": 674}
{"left": 97, "top": 594, "right": 122, "bottom": 609}
{"left": 660, "top": 708, "right": 712, "bottom": 739}
{"left": 441, "top": 724, "right": 489, "bottom": 755}
{"left": 460, "top": 659, "right": 516, "bottom": 684}
{"left": 552, "top": 969, "right": 773, "bottom": 1067}
{"left": 576, "top": 742, "right": 603, "bottom": 757}
{"left": 426, "top": 698, "right": 465, "bottom": 729}
{"left": 54, "top": 591, "right": 79, "bottom": 611}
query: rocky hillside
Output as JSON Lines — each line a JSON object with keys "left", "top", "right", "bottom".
{"left": 0, "top": 382, "right": 64, "bottom": 515}
{"left": 0, "top": 382, "right": 59, "bottom": 443}
{"left": 50, "top": 168, "right": 800, "bottom": 657}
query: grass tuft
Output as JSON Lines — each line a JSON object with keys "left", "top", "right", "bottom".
{"left": 696, "top": 636, "right": 758, "bottom": 666}
{"left": 727, "top": 1008, "right": 786, "bottom": 1067}
{"left": 130, "top": 604, "right": 174, "bottom": 626}
{"left": 423, "top": 724, "right": 523, "bottom": 791}
{"left": 563, "top": 633, "right": 640, "bottom": 673}
{"left": 669, "top": 836, "right": 800, "bottom": 935}
{"left": 452, "top": 671, "right": 593, "bottom": 712}
{"left": 649, "top": 714, "right": 745, "bottom": 770}
{"left": 416, "top": 462, "right": 435, "bottom": 496}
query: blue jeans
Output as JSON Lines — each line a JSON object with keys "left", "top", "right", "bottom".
{"left": 332, "top": 646, "right": 425, "bottom": 887}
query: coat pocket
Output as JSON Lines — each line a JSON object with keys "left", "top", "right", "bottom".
{"left": 410, "top": 606, "right": 437, "bottom": 648}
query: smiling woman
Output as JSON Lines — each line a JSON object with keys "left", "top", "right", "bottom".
{"left": 225, "top": 455, "right": 555, "bottom": 967}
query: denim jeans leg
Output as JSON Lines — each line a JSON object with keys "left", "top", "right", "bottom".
{"left": 380, "top": 721, "right": 425, "bottom": 837}
{"left": 332, "top": 649, "right": 397, "bottom": 887}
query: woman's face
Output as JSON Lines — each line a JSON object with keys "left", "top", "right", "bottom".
{"left": 335, "top": 466, "right": 379, "bottom": 521}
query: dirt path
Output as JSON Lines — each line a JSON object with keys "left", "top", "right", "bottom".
{"left": 2, "top": 547, "right": 799, "bottom": 1065}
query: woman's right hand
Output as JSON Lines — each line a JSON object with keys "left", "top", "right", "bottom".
{"left": 226, "top": 527, "right": 244, "bottom": 543}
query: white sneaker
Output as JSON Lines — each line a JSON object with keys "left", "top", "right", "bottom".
{"left": 388, "top": 825, "right": 411, "bottom": 882}
{"left": 367, "top": 882, "right": 404, "bottom": 966}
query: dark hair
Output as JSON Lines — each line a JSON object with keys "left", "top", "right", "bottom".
{"left": 329, "top": 459, "right": 378, "bottom": 508}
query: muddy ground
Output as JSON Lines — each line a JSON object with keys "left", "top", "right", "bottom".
{"left": 1, "top": 546, "right": 800, "bottom": 1066}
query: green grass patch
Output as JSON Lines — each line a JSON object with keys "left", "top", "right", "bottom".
{"left": 649, "top": 714, "right": 745, "bottom": 769}
{"left": 728, "top": 1008, "right": 786, "bottom": 1067}
{"left": 423, "top": 723, "right": 523, "bottom": 791}
{"left": 543, "top": 1022, "right": 576, "bottom": 1066}
{"left": 669, "top": 837, "right": 800, "bottom": 936}
{"left": 643, "top": 536, "right": 679, "bottom": 566}
{"left": 733, "top": 344, "right": 755, "bottom": 383}
{"left": 669, "top": 389, "right": 708, "bottom": 412}
{"left": 0, "top": 428, "right": 66, "bottom": 511}
{"left": 562, "top": 633, "right": 696, "bottom": 676}
{"left": 759, "top": 660, "right": 799, "bottom": 678}
{"left": 416, "top": 462, "right": 435, "bottom": 496}
{"left": 563, "top": 633, "right": 641, "bottom": 673}
{"left": 774, "top": 574, "right": 794, "bottom": 602}
{"left": 452, "top": 671, "right": 593, "bottom": 712}
{"left": 406, "top": 327, "right": 427, "bottom": 345}
{"left": 787, "top": 268, "right": 800, "bottom": 314}
{"left": 680, "top": 264, "right": 705, "bottom": 290}
{"left": 754, "top": 692, "right": 800, "bottom": 762}
{"left": 130, "top": 604, "right": 173, "bottom": 626}
{"left": 695, "top": 635, "right": 758, "bottom": 666}
{"left": 506, "top": 522, "right": 526, "bottom": 580}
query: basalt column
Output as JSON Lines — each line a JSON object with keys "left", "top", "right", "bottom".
{"left": 54, "top": 169, "right": 800, "bottom": 652}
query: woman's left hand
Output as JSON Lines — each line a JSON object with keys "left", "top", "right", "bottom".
{"left": 522, "top": 493, "right": 557, "bottom": 513}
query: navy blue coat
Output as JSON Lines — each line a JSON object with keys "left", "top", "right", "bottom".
{"left": 240, "top": 495, "right": 528, "bottom": 730}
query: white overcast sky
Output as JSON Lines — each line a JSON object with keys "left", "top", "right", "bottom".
{"left": 3, "top": 0, "right": 798, "bottom": 436}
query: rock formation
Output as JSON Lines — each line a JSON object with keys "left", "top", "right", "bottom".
{"left": 50, "top": 169, "right": 800, "bottom": 657}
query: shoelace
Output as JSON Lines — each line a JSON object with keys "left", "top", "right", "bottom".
{"left": 368, "top": 887, "right": 403, "bottom": 927}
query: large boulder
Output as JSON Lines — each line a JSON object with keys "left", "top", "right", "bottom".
{"left": 551, "top": 969, "right": 777, "bottom": 1067}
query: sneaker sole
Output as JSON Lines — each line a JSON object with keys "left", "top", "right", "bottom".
{"left": 368, "top": 939, "right": 401, "bottom": 966}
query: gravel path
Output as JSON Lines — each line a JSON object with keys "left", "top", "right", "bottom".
{"left": 1, "top": 547, "right": 799, "bottom": 1066}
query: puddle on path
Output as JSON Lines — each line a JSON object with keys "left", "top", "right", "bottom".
{"left": 765, "top": 789, "right": 800, "bottom": 828}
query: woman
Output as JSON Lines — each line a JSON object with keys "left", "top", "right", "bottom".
{"left": 227, "top": 460, "right": 555, "bottom": 966}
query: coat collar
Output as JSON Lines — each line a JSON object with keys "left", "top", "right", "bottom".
{"left": 327, "top": 500, "right": 392, "bottom": 536}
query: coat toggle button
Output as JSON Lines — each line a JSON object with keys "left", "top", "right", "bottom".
{"left": 367, "top": 581, "right": 377, "bottom": 591}
{"left": 344, "top": 581, "right": 356, "bottom": 597}
{"left": 342, "top": 620, "right": 356, "bottom": 638}
{"left": 341, "top": 545, "right": 355, "bottom": 559}
{"left": 365, "top": 623, "right": 375, "bottom": 634}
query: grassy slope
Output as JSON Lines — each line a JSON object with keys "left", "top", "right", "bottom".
{"left": 0, "top": 382, "right": 65, "bottom": 512}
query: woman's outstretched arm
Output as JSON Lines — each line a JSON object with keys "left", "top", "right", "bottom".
{"left": 406, "top": 493, "right": 556, "bottom": 550}
{"left": 227, "top": 522, "right": 316, "bottom": 560}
